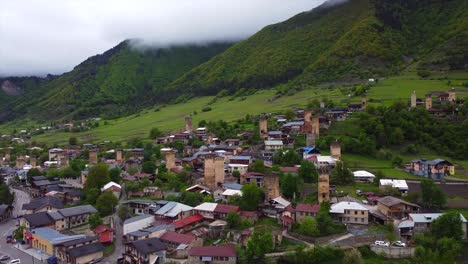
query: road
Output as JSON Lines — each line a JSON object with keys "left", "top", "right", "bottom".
{"left": 0, "top": 188, "right": 35, "bottom": 264}
{"left": 101, "top": 186, "right": 126, "bottom": 264}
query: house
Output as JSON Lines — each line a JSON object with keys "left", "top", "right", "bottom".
{"left": 100, "top": 181, "right": 121, "bottom": 198}
{"left": 93, "top": 225, "right": 114, "bottom": 244}
{"left": 377, "top": 196, "right": 420, "bottom": 219}
{"left": 55, "top": 236, "right": 104, "bottom": 264}
{"left": 21, "top": 211, "right": 58, "bottom": 229}
{"left": 58, "top": 205, "right": 98, "bottom": 229}
{"left": 143, "top": 186, "right": 163, "bottom": 199}
{"left": 23, "top": 227, "right": 86, "bottom": 256}
{"left": 188, "top": 246, "right": 237, "bottom": 264}
{"left": 219, "top": 189, "right": 242, "bottom": 202}
{"left": 123, "top": 237, "right": 167, "bottom": 264}
{"left": 126, "top": 225, "right": 175, "bottom": 242}
{"left": 186, "top": 184, "right": 211, "bottom": 195}
{"left": 193, "top": 203, "right": 218, "bottom": 219}
{"left": 0, "top": 204, "right": 12, "bottom": 222}
{"left": 240, "top": 211, "right": 259, "bottom": 223}
{"left": 22, "top": 196, "right": 64, "bottom": 214}
{"left": 330, "top": 201, "right": 369, "bottom": 225}
{"left": 406, "top": 159, "right": 454, "bottom": 179}
{"left": 159, "top": 231, "right": 203, "bottom": 257}
{"left": 398, "top": 213, "right": 468, "bottom": 241}
{"left": 379, "top": 179, "right": 409, "bottom": 195}
{"left": 153, "top": 201, "right": 193, "bottom": 221}
{"left": 295, "top": 204, "right": 320, "bottom": 223}
{"left": 214, "top": 204, "right": 240, "bottom": 220}
{"left": 174, "top": 215, "right": 204, "bottom": 232}
{"left": 307, "top": 155, "right": 338, "bottom": 168}
{"left": 240, "top": 172, "right": 264, "bottom": 187}
{"left": 353, "top": 170, "right": 376, "bottom": 183}
{"left": 123, "top": 200, "right": 156, "bottom": 215}
{"left": 227, "top": 163, "right": 249, "bottom": 175}
{"left": 264, "top": 140, "right": 283, "bottom": 151}
{"left": 123, "top": 214, "right": 155, "bottom": 235}
{"left": 229, "top": 156, "right": 252, "bottom": 165}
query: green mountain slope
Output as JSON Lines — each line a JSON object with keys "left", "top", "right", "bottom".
{"left": 169, "top": 0, "right": 468, "bottom": 97}
{"left": 0, "top": 41, "right": 232, "bottom": 122}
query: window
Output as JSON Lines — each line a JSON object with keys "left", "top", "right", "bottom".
{"left": 355, "top": 218, "right": 358, "bottom": 222}
{"left": 354, "top": 211, "right": 358, "bottom": 215}
{"left": 361, "top": 211, "right": 364, "bottom": 215}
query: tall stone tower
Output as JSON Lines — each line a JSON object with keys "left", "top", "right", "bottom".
{"left": 89, "top": 150, "right": 98, "bottom": 165}
{"left": 259, "top": 116, "right": 268, "bottom": 139}
{"left": 425, "top": 94, "right": 432, "bottom": 110}
{"left": 306, "top": 133, "right": 316, "bottom": 147}
{"left": 411, "top": 91, "right": 417, "bottom": 108}
{"left": 264, "top": 173, "right": 280, "bottom": 201}
{"left": 361, "top": 96, "right": 367, "bottom": 111}
{"left": 185, "top": 116, "right": 193, "bottom": 132}
{"left": 304, "top": 110, "right": 312, "bottom": 125}
{"left": 204, "top": 156, "right": 216, "bottom": 190}
{"left": 164, "top": 149, "right": 176, "bottom": 171}
{"left": 4, "top": 152, "right": 10, "bottom": 162}
{"left": 30, "top": 156, "right": 37, "bottom": 167}
{"left": 116, "top": 149, "right": 123, "bottom": 163}
{"left": 312, "top": 116, "right": 320, "bottom": 138}
{"left": 330, "top": 140, "right": 341, "bottom": 160}
{"left": 448, "top": 87, "right": 456, "bottom": 103}
{"left": 16, "top": 155, "right": 25, "bottom": 169}
{"left": 318, "top": 168, "right": 330, "bottom": 203}
{"left": 214, "top": 156, "right": 225, "bottom": 189}
{"left": 60, "top": 156, "right": 69, "bottom": 168}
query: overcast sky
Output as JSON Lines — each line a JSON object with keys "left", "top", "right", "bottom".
{"left": 0, "top": 0, "right": 327, "bottom": 77}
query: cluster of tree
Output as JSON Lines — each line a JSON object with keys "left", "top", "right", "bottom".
{"left": 285, "top": 245, "right": 346, "bottom": 264}
{"left": 296, "top": 202, "right": 345, "bottom": 237}
{"left": 330, "top": 161, "right": 354, "bottom": 185}
{"left": 228, "top": 183, "right": 264, "bottom": 211}
{"left": 272, "top": 150, "right": 302, "bottom": 167}
{"left": 239, "top": 229, "right": 275, "bottom": 263}
{"left": 420, "top": 179, "right": 446, "bottom": 209}
{"left": 0, "top": 184, "right": 14, "bottom": 205}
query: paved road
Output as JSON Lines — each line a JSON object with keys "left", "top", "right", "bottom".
{"left": 102, "top": 186, "right": 126, "bottom": 264}
{"left": 0, "top": 188, "right": 35, "bottom": 264}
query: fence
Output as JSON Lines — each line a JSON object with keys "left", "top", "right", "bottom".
{"left": 370, "top": 244, "right": 415, "bottom": 259}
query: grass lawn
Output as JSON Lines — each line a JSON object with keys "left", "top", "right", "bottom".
{"left": 336, "top": 182, "right": 380, "bottom": 199}
{"left": 103, "top": 243, "right": 115, "bottom": 256}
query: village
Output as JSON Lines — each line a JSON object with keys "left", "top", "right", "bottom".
{"left": 0, "top": 87, "right": 465, "bottom": 264}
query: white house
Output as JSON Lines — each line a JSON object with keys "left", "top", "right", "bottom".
{"left": 330, "top": 201, "right": 369, "bottom": 225}
{"left": 379, "top": 179, "right": 408, "bottom": 195}
{"left": 193, "top": 203, "right": 218, "bottom": 219}
{"left": 123, "top": 214, "right": 155, "bottom": 235}
{"left": 220, "top": 189, "right": 242, "bottom": 202}
{"left": 353, "top": 170, "right": 376, "bottom": 183}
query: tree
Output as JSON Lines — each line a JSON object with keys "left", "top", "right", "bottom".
{"left": 96, "top": 191, "right": 119, "bottom": 216}
{"left": 248, "top": 159, "right": 267, "bottom": 173}
{"left": 240, "top": 183, "right": 264, "bottom": 211}
{"left": 227, "top": 194, "right": 242, "bottom": 206}
{"left": 0, "top": 184, "right": 14, "bottom": 205}
{"left": 343, "top": 248, "right": 362, "bottom": 264}
{"left": 330, "top": 162, "right": 354, "bottom": 185}
{"left": 86, "top": 163, "right": 111, "bottom": 189}
{"left": 117, "top": 204, "right": 133, "bottom": 221}
{"left": 69, "top": 136, "right": 78, "bottom": 146}
{"left": 109, "top": 167, "right": 122, "bottom": 183}
{"left": 281, "top": 150, "right": 301, "bottom": 166}
{"left": 298, "top": 160, "right": 318, "bottom": 183}
{"left": 226, "top": 212, "right": 241, "bottom": 229}
{"left": 88, "top": 213, "right": 103, "bottom": 228}
{"left": 26, "top": 168, "right": 42, "bottom": 183}
{"left": 284, "top": 109, "right": 295, "bottom": 120}
{"left": 316, "top": 202, "right": 334, "bottom": 235}
{"left": 421, "top": 179, "right": 446, "bottom": 208}
{"left": 246, "top": 229, "right": 274, "bottom": 262}
{"left": 180, "top": 192, "right": 204, "bottom": 207}
{"left": 232, "top": 170, "right": 241, "bottom": 179}
{"left": 149, "top": 127, "right": 163, "bottom": 139}
{"left": 431, "top": 212, "right": 463, "bottom": 241}
{"left": 280, "top": 173, "right": 298, "bottom": 199}
{"left": 84, "top": 188, "right": 99, "bottom": 205}
{"left": 298, "top": 217, "right": 319, "bottom": 236}
{"left": 142, "top": 161, "right": 157, "bottom": 174}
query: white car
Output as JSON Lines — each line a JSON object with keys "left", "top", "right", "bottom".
{"left": 9, "top": 259, "right": 20, "bottom": 264}
{"left": 392, "top": 241, "right": 406, "bottom": 247}
{"left": 374, "top": 240, "right": 389, "bottom": 247}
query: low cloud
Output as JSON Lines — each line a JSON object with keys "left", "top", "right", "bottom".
{"left": 0, "top": 0, "right": 326, "bottom": 77}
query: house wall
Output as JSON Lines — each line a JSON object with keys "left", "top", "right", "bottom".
{"left": 123, "top": 217, "right": 155, "bottom": 235}
{"left": 31, "top": 234, "right": 54, "bottom": 255}
{"left": 340, "top": 209, "right": 368, "bottom": 225}
{"left": 74, "top": 251, "right": 103, "bottom": 264}
{"left": 188, "top": 255, "right": 236, "bottom": 264}
{"left": 295, "top": 211, "right": 317, "bottom": 223}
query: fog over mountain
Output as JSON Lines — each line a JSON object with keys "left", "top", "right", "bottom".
{"left": 0, "top": 0, "right": 327, "bottom": 76}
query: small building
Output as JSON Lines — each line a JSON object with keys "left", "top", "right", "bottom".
{"left": 398, "top": 213, "right": 468, "bottom": 241}
{"left": 353, "top": 170, "right": 376, "bottom": 183}
{"left": 379, "top": 179, "right": 409, "bottom": 195}
{"left": 295, "top": 204, "right": 320, "bottom": 223}
{"left": 330, "top": 201, "right": 369, "bottom": 225}
{"left": 188, "top": 246, "right": 237, "bottom": 264}
{"left": 240, "top": 172, "right": 264, "bottom": 188}
{"left": 55, "top": 236, "right": 104, "bottom": 264}
{"left": 23, "top": 227, "right": 85, "bottom": 256}
{"left": 214, "top": 204, "right": 240, "bottom": 220}
{"left": 123, "top": 237, "right": 167, "bottom": 264}
{"left": 264, "top": 140, "right": 284, "bottom": 151}
{"left": 220, "top": 189, "right": 242, "bottom": 202}
{"left": 229, "top": 156, "right": 252, "bottom": 165}
{"left": 174, "top": 215, "right": 204, "bottom": 232}
{"left": 143, "top": 186, "right": 163, "bottom": 199}
{"left": 160, "top": 231, "right": 203, "bottom": 258}
{"left": 123, "top": 214, "right": 155, "bottom": 235}
{"left": 100, "top": 181, "right": 122, "bottom": 198}
{"left": 377, "top": 196, "right": 420, "bottom": 219}
{"left": 193, "top": 203, "right": 218, "bottom": 220}
{"left": 92, "top": 225, "right": 114, "bottom": 244}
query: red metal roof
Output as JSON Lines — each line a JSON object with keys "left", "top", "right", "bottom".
{"left": 160, "top": 231, "right": 196, "bottom": 245}
{"left": 240, "top": 211, "right": 258, "bottom": 217}
{"left": 214, "top": 204, "right": 240, "bottom": 214}
{"left": 174, "top": 214, "right": 204, "bottom": 228}
{"left": 92, "top": 224, "right": 113, "bottom": 234}
{"left": 295, "top": 204, "right": 320, "bottom": 213}
{"left": 188, "top": 246, "right": 236, "bottom": 257}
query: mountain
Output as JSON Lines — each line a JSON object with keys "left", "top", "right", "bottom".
{"left": 0, "top": 41, "right": 232, "bottom": 122}
{"left": 1, "top": 0, "right": 467, "bottom": 124}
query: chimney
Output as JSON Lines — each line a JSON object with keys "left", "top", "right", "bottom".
{"left": 185, "top": 116, "right": 193, "bottom": 132}
{"left": 318, "top": 168, "right": 330, "bottom": 203}
{"left": 89, "top": 149, "right": 98, "bottom": 165}
{"left": 16, "top": 155, "right": 25, "bottom": 169}
{"left": 60, "top": 156, "right": 69, "bottom": 168}
{"left": 4, "top": 152, "right": 10, "bottom": 162}
{"left": 304, "top": 110, "right": 312, "bottom": 125}
{"left": 411, "top": 91, "right": 417, "bottom": 108}
{"left": 312, "top": 116, "right": 320, "bottom": 138}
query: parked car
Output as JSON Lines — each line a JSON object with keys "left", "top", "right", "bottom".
{"left": 0, "top": 255, "right": 10, "bottom": 261}
{"left": 392, "top": 241, "right": 406, "bottom": 247}
{"left": 5, "top": 236, "right": 12, "bottom": 244}
{"left": 9, "top": 260, "right": 20, "bottom": 264}
{"left": 374, "top": 240, "right": 389, "bottom": 247}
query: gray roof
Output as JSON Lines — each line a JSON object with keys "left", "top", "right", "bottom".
{"left": 31, "top": 176, "right": 47, "bottom": 181}
{"left": 22, "top": 196, "right": 64, "bottom": 211}
{"left": 56, "top": 236, "right": 96, "bottom": 246}
{"left": 130, "top": 237, "right": 166, "bottom": 254}
{"left": 48, "top": 211, "right": 65, "bottom": 220}
{"left": 410, "top": 213, "right": 467, "bottom": 223}
{"left": 377, "top": 196, "right": 419, "bottom": 208}
{"left": 68, "top": 242, "right": 104, "bottom": 257}
{"left": 33, "top": 180, "right": 52, "bottom": 186}
{"left": 127, "top": 230, "right": 150, "bottom": 237}
{"left": 58, "top": 205, "right": 97, "bottom": 217}
{"left": 142, "top": 224, "right": 174, "bottom": 233}
{"left": 23, "top": 212, "right": 55, "bottom": 227}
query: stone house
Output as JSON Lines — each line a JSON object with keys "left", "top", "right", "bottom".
{"left": 377, "top": 196, "right": 420, "bottom": 219}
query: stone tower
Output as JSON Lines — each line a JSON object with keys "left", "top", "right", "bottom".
{"left": 16, "top": 155, "right": 25, "bottom": 169}
{"left": 204, "top": 156, "right": 216, "bottom": 190}
{"left": 214, "top": 156, "right": 225, "bottom": 189}
{"left": 361, "top": 96, "right": 367, "bottom": 111}
{"left": 448, "top": 87, "right": 456, "bottom": 103}
{"left": 306, "top": 133, "right": 316, "bottom": 147}
{"left": 330, "top": 140, "right": 341, "bottom": 159}
{"left": 30, "top": 156, "right": 37, "bottom": 167}
{"left": 264, "top": 173, "right": 280, "bottom": 201}
{"left": 425, "top": 94, "right": 432, "bottom": 110}
{"left": 312, "top": 116, "right": 320, "bottom": 138}
{"left": 259, "top": 116, "right": 268, "bottom": 139}
{"left": 60, "top": 156, "right": 69, "bottom": 168}
{"left": 318, "top": 168, "right": 330, "bottom": 203}
{"left": 4, "top": 152, "right": 10, "bottom": 162}
{"left": 304, "top": 110, "right": 312, "bottom": 125}
{"left": 185, "top": 116, "right": 193, "bottom": 132}
{"left": 89, "top": 149, "right": 98, "bottom": 165}
{"left": 164, "top": 149, "right": 176, "bottom": 171}
{"left": 411, "top": 91, "right": 417, "bottom": 108}
{"left": 116, "top": 149, "right": 123, "bottom": 163}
